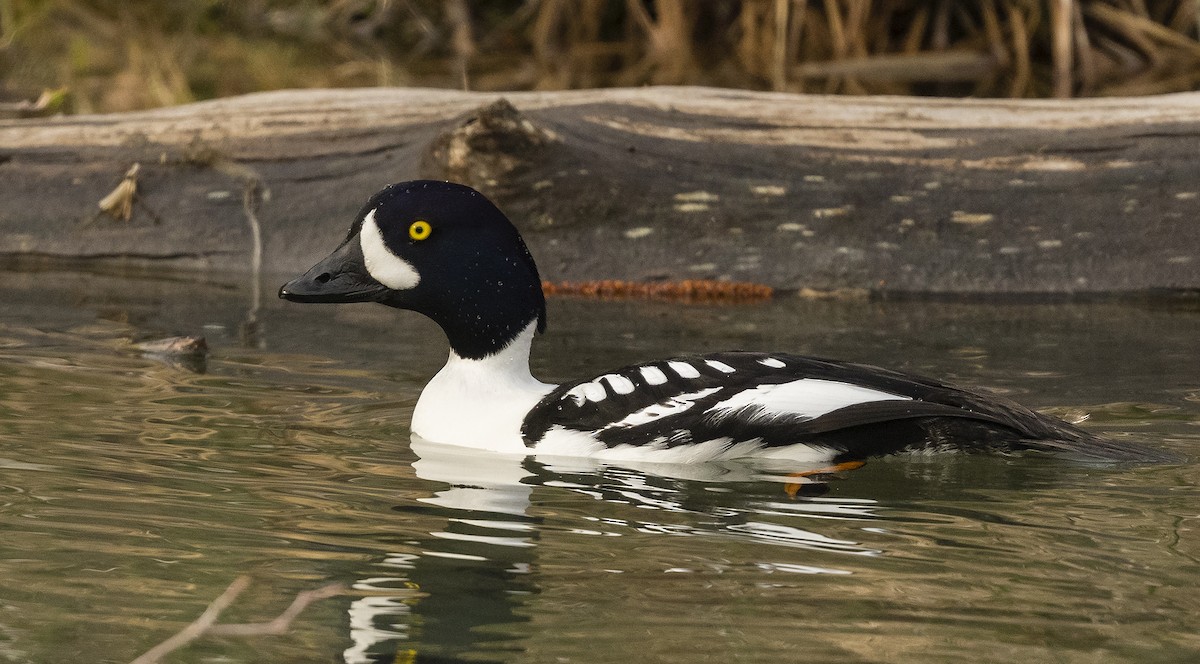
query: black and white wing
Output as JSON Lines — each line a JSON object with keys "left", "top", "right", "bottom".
{"left": 521, "top": 351, "right": 1120, "bottom": 461}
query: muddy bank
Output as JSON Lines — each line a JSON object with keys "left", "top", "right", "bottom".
{"left": 1, "top": 87, "right": 1197, "bottom": 294}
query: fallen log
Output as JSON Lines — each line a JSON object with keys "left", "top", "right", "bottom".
{"left": 1, "top": 87, "right": 1197, "bottom": 294}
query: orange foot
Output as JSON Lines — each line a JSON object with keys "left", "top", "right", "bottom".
{"left": 783, "top": 460, "right": 867, "bottom": 498}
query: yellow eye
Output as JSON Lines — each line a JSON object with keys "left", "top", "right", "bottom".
{"left": 409, "top": 220, "right": 432, "bottom": 241}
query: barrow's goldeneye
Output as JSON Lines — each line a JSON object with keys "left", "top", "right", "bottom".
{"left": 279, "top": 180, "right": 1165, "bottom": 465}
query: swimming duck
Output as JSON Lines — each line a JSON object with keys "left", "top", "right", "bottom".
{"left": 279, "top": 180, "right": 1161, "bottom": 465}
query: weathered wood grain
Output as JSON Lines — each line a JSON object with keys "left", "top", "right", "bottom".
{"left": 1, "top": 87, "right": 1197, "bottom": 293}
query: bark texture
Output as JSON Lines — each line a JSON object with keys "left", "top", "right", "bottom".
{"left": 1, "top": 87, "right": 1198, "bottom": 293}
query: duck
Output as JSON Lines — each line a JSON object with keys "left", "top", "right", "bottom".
{"left": 279, "top": 180, "right": 1165, "bottom": 466}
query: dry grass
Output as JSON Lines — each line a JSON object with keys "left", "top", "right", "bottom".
{"left": 1, "top": 1, "right": 1199, "bottom": 113}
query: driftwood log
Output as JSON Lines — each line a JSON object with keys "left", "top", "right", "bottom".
{"left": 1, "top": 87, "right": 1197, "bottom": 294}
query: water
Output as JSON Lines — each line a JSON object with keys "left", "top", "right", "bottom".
{"left": 0, "top": 266, "right": 1196, "bottom": 663}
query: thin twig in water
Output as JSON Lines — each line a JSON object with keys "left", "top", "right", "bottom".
{"left": 206, "top": 156, "right": 269, "bottom": 346}
{"left": 208, "top": 583, "right": 344, "bottom": 636}
{"left": 129, "top": 577, "right": 345, "bottom": 664}
{"left": 242, "top": 177, "right": 265, "bottom": 329}
{"left": 129, "top": 576, "right": 251, "bottom": 664}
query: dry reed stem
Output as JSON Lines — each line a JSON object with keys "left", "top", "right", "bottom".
{"left": 1051, "top": 0, "right": 1074, "bottom": 97}
{"left": 980, "top": 0, "right": 1008, "bottom": 66}
{"left": 772, "top": 0, "right": 790, "bottom": 90}
{"left": 9, "top": 1, "right": 1200, "bottom": 109}
{"left": 1006, "top": 2, "right": 1032, "bottom": 97}
{"left": 445, "top": 0, "right": 474, "bottom": 90}
{"left": 1089, "top": 2, "right": 1200, "bottom": 57}
{"left": 1072, "top": 0, "right": 1096, "bottom": 94}
{"left": 901, "top": 6, "right": 929, "bottom": 54}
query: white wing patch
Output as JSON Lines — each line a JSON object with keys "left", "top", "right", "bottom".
{"left": 706, "top": 378, "right": 910, "bottom": 423}
{"left": 639, "top": 366, "right": 668, "bottom": 385}
{"left": 563, "top": 373, "right": 635, "bottom": 405}
{"left": 758, "top": 357, "right": 787, "bottom": 369}
{"left": 667, "top": 361, "right": 700, "bottom": 379}
{"left": 565, "top": 380, "right": 608, "bottom": 405}
{"left": 601, "top": 374, "right": 636, "bottom": 395}
{"left": 360, "top": 209, "right": 421, "bottom": 290}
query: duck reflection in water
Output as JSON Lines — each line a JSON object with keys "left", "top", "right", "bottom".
{"left": 342, "top": 437, "right": 875, "bottom": 663}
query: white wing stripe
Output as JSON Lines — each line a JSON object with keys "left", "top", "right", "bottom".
{"left": 605, "top": 387, "right": 724, "bottom": 429}
{"left": 758, "top": 358, "right": 786, "bottom": 369}
{"left": 705, "top": 378, "right": 910, "bottom": 422}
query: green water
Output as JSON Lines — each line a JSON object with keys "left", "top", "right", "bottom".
{"left": 0, "top": 267, "right": 1196, "bottom": 663}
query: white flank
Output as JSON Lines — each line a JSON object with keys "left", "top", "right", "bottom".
{"left": 536, "top": 430, "right": 836, "bottom": 464}
{"left": 667, "top": 360, "right": 701, "bottom": 379}
{"left": 536, "top": 431, "right": 750, "bottom": 463}
{"left": 752, "top": 444, "right": 839, "bottom": 463}
{"left": 758, "top": 357, "right": 787, "bottom": 368}
{"left": 639, "top": 365, "right": 668, "bottom": 385}
{"left": 535, "top": 426, "right": 607, "bottom": 457}
{"left": 411, "top": 321, "right": 553, "bottom": 453}
{"left": 596, "top": 438, "right": 832, "bottom": 464}
{"left": 599, "top": 437, "right": 749, "bottom": 464}
{"left": 705, "top": 360, "right": 736, "bottom": 373}
{"left": 705, "top": 378, "right": 910, "bottom": 423}
{"left": 360, "top": 209, "right": 421, "bottom": 290}
{"left": 605, "top": 386, "right": 723, "bottom": 429}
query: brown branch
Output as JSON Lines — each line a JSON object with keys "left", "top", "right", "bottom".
{"left": 1006, "top": 1, "right": 1031, "bottom": 97}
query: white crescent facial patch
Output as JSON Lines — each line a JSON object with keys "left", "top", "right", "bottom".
{"left": 360, "top": 208, "right": 421, "bottom": 290}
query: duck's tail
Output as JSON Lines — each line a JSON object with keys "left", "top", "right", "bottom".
{"left": 1020, "top": 429, "right": 1181, "bottom": 463}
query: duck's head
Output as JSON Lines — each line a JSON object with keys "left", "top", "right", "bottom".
{"left": 279, "top": 180, "right": 546, "bottom": 360}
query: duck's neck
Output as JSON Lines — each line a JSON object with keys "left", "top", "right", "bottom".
{"left": 411, "top": 319, "right": 554, "bottom": 453}
{"left": 396, "top": 248, "right": 547, "bottom": 362}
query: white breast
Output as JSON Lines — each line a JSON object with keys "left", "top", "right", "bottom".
{"left": 411, "top": 322, "right": 553, "bottom": 453}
